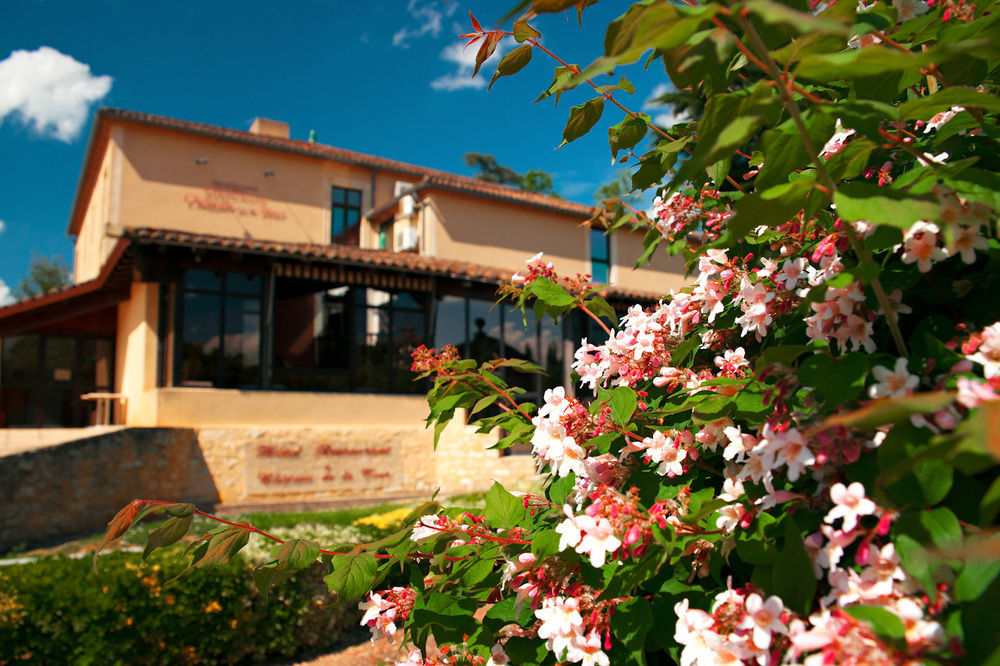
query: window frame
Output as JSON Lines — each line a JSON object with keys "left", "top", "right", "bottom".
{"left": 330, "top": 186, "right": 363, "bottom": 245}
{"left": 589, "top": 227, "right": 612, "bottom": 284}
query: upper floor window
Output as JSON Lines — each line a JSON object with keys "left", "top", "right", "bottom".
{"left": 331, "top": 186, "right": 362, "bottom": 245}
{"left": 590, "top": 228, "right": 611, "bottom": 284}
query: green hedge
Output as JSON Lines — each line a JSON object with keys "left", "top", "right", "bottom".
{"left": 0, "top": 550, "right": 360, "bottom": 665}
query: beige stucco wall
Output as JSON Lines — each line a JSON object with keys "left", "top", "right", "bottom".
{"left": 153, "top": 388, "right": 430, "bottom": 427}
{"left": 115, "top": 282, "right": 160, "bottom": 425}
{"left": 424, "top": 190, "right": 687, "bottom": 296}
{"left": 612, "top": 226, "right": 689, "bottom": 295}
{"left": 115, "top": 126, "right": 369, "bottom": 244}
{"left": 73, "top": 130, "right": 122, "bottom": 283}
{"left": 425, "top": 191, "right": 589, "bottom": 273}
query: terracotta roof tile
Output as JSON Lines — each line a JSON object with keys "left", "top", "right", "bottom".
{"left": 125, "top": 228, "right": 661, "bottom": 303}
{"left": 68, "top": 108, "right": 593, "bottom": 236}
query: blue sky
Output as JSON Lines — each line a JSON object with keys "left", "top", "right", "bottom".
{"left": 0, "top": 1, "right": 677, "bottom": 302}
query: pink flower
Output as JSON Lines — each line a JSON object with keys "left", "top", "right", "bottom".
{"left": 825, "top": 482, "right": 877, "bottom": 532}
{"left": 956, "top": 376, "right": 1000, "bottom": 408}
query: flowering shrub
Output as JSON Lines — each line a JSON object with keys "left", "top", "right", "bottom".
{"left": 102, "top": 1, "right": 1000, "bottom": 664}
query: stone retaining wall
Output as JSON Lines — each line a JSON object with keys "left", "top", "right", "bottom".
{"left": 0, "top": 419, "right": 538, "bottom": 550}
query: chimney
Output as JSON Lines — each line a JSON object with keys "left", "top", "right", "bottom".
{"left": 249, "top": 117, "right": 290, "bottom": 139}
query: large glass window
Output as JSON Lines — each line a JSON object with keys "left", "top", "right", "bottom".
{"left": 0, "top": 335, "right": 113, "bottom": 427}
{"left": 178, "top": 269, "right": 262, "bottom": 388}
{"left": 272, "top": 279, "right": 428, "bottom": 394}
{"left": 331, "top": 186, "right": 362, "bottom": 245}
{"left": 590, "top": 228, "right": 611, "bottom": 284}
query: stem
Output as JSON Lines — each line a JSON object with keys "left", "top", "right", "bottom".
{"left": 477, "top": 373, "right": 535, "bottom": 422}
{"left": 736, "top": 14, "right": 910, "bottom": 358}
{"left": 518, "top": 32, "right": 748, "bottom": 193}
{"left": 578, "top": 300, "right": 614, "bottom": 337}
{"left": 141, "top": 500, "right": 473, "bottom": 561}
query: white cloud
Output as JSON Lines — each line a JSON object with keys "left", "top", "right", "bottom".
{"left": 393, "top": 0, "right": 458, "bottom": 48}
{"left": 0, "top": 279, "right": 13, "bottom": 307}
{"left": 643, "top": 81, "right": 690, "bottom": 129}
{"left": 430, "top": 36, "right": 515, "bottom": 92}
{"left": 0, "top": 46, "right": 112, "bottom": 142}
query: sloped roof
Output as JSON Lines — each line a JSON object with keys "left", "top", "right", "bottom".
{"left": 124, "top": 228, "right": 660, "bottom": 303}
{"left": 68, "top": 108, "right": 594, "bottom": 236}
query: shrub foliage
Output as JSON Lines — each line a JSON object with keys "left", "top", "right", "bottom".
{"left": 102, "top": 0, "right": 1000, "bottom": 664}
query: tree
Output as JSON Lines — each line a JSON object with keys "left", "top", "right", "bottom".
{"left": 106, "top": 2, "right": 1000, "bottom": 664}
{"left": 14, "top": 253, "right": 70, "bottom": 301}
{"left": 464, "top": 152, "right": 561, "bottom": 197}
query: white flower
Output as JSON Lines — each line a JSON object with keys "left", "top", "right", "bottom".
{"left": 741, "top": 593, "right": 787, "bottom": 649}
{"left": 901, "top": 221, "right": 947, "bottom": 273}
{"left": 556, "top": 505, "right": 585, "bottom": 551}
{"left": 410, "top": 515, "right": 443, "bottom": 541}
{"left": 869, "top": 357, "right": 918, "bottom": 399}
{"left": 824, "top": 482, "right": 877, "bottom": 532}
{"left": 536, "top": 596, "right": 585, "bottom": 659}
{"left": 576, "top": 516, "right": 622, "bottom": 568}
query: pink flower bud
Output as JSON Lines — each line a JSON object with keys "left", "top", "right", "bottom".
{"left": 624, "top": 523, "right": 642, "bottom": 547}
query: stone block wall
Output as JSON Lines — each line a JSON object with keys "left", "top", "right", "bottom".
{"left": 0, "top": 419, "right": 538, "bottom": 550}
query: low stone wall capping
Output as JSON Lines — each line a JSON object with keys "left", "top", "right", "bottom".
{"left": 0, "top": 417, "right": 536, "bottom": 551}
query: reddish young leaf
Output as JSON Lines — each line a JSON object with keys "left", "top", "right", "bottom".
{"left": 468, "top": 10, "right": 483, "bottom": 33}
{"left": 98, "top": 499, "right": 143, "bottom": 552}
{"left": 473, "top": 31, "right": 504, "bottom": 78}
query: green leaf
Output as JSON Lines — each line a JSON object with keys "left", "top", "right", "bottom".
{"left": 797, "top": 353, "right": 869, "bottom": 406}
{"left": 610, "top": 386, "right": 638, "bottom": 425}
{"left": 252, "top": 564, "right": 294, "bottom": 600}
{"left": 755, "top": 345, "right": 811, "bottom": 373}
{"left": 276, "top": 538, "right": 320, "bottom": 571}
{"left": 163, "top": 502, "right": 195, "bottom": 518}
{"left": 513, "top": 16, "right": 541, "bottom": 42}
{"left": 609, "top": 113, "right": 650, "bottom": 162}
{"left": 142, "top": 514, "right": 193, "bottom": 561}
{"left": 955, "top": 550, "right": 1000, "bottom": 603}
{"left": 942, "top": 168, "right": 1000, "bottom": 211}
{"left": 526, "top": 276, "right": 576, "bottom": 308}
{"left": 711, "top": 178, "right": 816, "bottom": 247}
{"left": 707, "top": 155, "right": 731, "bottom": 187}
{"left": 897, "top": 87, "right": 1000, "bottom": 122}
{"left": 532, "top": 529, "right": 562, "bottom": 558}
{"left": 324, "top": 553, "right": 377, "bottom": 604}
{"left": 548, "top": 473, "right": 575, "bottom": 505}
{"left": 844, "top": 606, "right": 906, "bottom": 641}
{"left": 485, "top": 481, "right": 526, "bottom": 530}
{"left": 610, "top": 597, "right": 653, "bottom": 666}
{"left": 834, "top": 181, "right": 940, "bottom": 228}
{"left": 920, "top": 507, "right": 962, "bottom": 550}
{"left": 825, "top": 138, "right": 876, "bottom": 182}
{"left": 771, "top": 516, "right": 816, "bottom": 616}
{"left": 893, "top": 533, "right": 935, "bottom": 596}
{"left": 560, "top": 97, "right": 605, "bottom": 147}
{"left": 797, "top": 39, "right": 997, "bottom": 82}
{"left": 489, "top": 44, "right": 533, "bottom": 90}
{"left": 193, "top": 525, "right": 250, "bottom": 567}
{"left": 745, "top": 0, "right": 851, "bottom": 35}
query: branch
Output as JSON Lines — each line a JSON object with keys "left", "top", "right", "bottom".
{"left": 736, "top": 12, "right": 909, "bottom": 358}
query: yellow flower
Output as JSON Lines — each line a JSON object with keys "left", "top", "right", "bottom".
{"left": 352, "top": 507, "right": 413, "bottom": 530}
{"left": 204, "top": 601, "right": 222, "bottom": 613}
